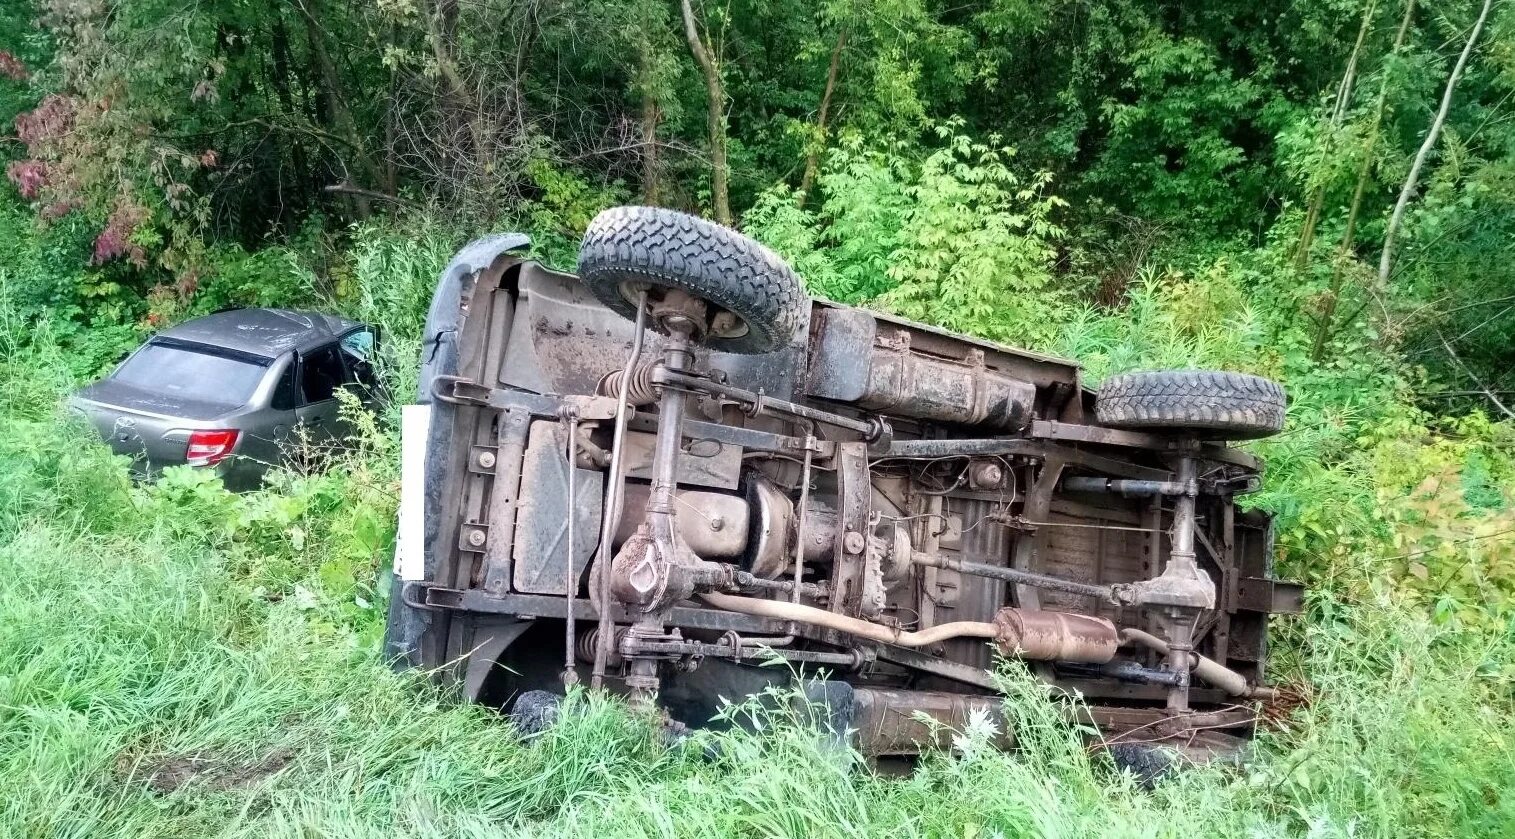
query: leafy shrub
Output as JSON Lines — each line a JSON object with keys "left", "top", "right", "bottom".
{"left": 746, "top": 122, "right": 1069, "bottom": 349}
{"left": 880, "top": 125, "right": 1070, "bottom": 348}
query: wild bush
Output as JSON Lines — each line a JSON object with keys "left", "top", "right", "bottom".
{"left": 746, "top": 122, "right": 1070, "bottom": 348}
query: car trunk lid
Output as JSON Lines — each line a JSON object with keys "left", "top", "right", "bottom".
{"left": 73, "top": 380, "right": 243, "bottom": 469}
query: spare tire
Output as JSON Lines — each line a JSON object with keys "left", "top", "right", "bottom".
{"left": 1095, "top": 370, "right": 1286, "bottom": 439}
{"left": 577, "top": 206, "right": 808, "bottom": 354}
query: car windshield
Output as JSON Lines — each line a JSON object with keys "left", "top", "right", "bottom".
{"left": 112, "top": 341, "right": 270, "bottom": 406}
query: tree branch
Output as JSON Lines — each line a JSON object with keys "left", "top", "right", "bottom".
{"left": 1440, "top": 331, "right": 1515, "bottom": 420}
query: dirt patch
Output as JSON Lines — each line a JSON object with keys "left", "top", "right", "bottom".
{"left": 119, "top": 748, "right": 294, "bottom": 795}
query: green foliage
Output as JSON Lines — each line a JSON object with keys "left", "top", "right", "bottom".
{"left": 746, "top": 123, "right": 1070, "bottom": 349}
{"left": 880, "top": 126, "right": 1069, "bottom": 347}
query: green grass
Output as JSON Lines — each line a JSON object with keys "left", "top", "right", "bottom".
{"left": 2, "top": 220, "right": 1514, "bottom": 837}
{"left": 2, "top": 473, "right": 1511, "bottom": 837}
{"left": 0, "top": 327, "right": 1511, "bottom": 838}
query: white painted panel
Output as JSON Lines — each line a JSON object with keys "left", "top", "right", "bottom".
{"left": 395, "top": 403, "right": 432, "bottom": 581}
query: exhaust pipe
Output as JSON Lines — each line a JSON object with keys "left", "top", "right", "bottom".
{"left": 697, "top": 592, "right": 1117, "bottom": 662}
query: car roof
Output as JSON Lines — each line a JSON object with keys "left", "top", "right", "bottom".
{"left": 155, "top": 308, "right": 362, "bottom": 359}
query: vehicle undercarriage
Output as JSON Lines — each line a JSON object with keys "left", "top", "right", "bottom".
{"left": 386, "top": 207, "right": 1301, "bottom": 761}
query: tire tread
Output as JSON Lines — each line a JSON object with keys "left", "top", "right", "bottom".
{"left": 1095, "top": 370, "right": 1286, "bottom": 439}
{"left": 578, "top": 206, "right": 807, "bottom": 354}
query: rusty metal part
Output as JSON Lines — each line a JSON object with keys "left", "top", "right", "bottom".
{"left": 1110, "top": 452, "right": 1215, "bottom": 712}
{"left": 992, "top": 608, "right": 1118, "bottom": 663}
{"left": 620, "top": 631, "right": 860, "bottom": 668}
{"left": 851, "top": 687, "right": 1011, "bottom": 755}
{"left": 573, "top": 424, "right": 610, "bottom": 468}
{"left": 619, "top": 428, "right": 742, "bottom": 491}
{"left": 562, "top": 410, "right": 581, "bottom": 686}
{"left": 857, "top": 333, "right": 1035, "bottom": 430}
{"left": 830, "top": 443, "right": 884, "bottom": 618}
{"left": 619, "top": 319, "right": 702, "bottom": 615}
{"left": 480, "top": 406, "right": 532, "bottom": 594}
{"left": 967, "top": 459, "right": 1007, "bottom": 490}
{"left": 912, "top": 551, "right": 1133, "bottom": 605}
{"left": 647, "top": 287, "right": 711, "bottom": 338}
{"left": 729, "top": 569, "right": 827, "bottom": 601}
{"left": 791, "top": 436, "right": 815, "bottom": 618}
{"left": 611, "top": 528, "right": 733, "bottom": 612}
{"left": 1119, "top": 628, "right": 1276, "bottom": 700}
{"left": 1062, "top": 476, "right": 1193, "bottom": 496}
{"left": 599, "top": 362, "right": 660, "bottom": 406}
{"left": 613, "top": 484, "right": 749, "bottom": 558}
{"left": 1030, "top": 418, "right": 1265, "bottom": 472}
{"left": 879, "top": 523, "right": 913, "bottom": 583}
{"left": 699, "top": 592, "right": 999, "bottom": 648}
{"left": 1236, "top": 576, "right": 1305, "bottom": 614}
{"left": 628, "top": 412, "right": 826, "bottom": 457}
{"left": 655, "top": 367, "right": 889, "bottom": 441}
{"left": 744, "top": 474, "right": 791, "bottom": 579}
{"left": 511, "top": 421, "right": 604, "bottom": 595}
{"left": 435, "top": 376, "right": 620, "bottom": 421}
{"left": 1130, "top": 455, "right": 1216, "bottom": 611}
{"left": 1057, "top": 659, "right": 1184, "bottom": 687}
{"left": 807, "top": 309, "right": 1036, "bottom": 430}
{"left": 872, "top": 438, "right": 1041, "bottom": 459}
{"left": 745, "top": 476, "right": 839, "bottom": 579}
{"left": 576, "top": 627, "right": 623, "bottom": 667}
{"left": 591, "top": 291, "right": 648, "bottom": 689}
{"left": 699, "top": 592, "right": 1114, "bottom": 664}
{"left": 1079, "top": 704, "right": 1258, "bottom": 735}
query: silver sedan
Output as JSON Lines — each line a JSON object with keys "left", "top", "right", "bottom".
{"left": 71, "top": 308, "right": 380, "bottom": 490}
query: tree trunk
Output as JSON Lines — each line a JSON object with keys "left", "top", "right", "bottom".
{"left": 1378, "top": 0, "right": 1493, "bottom": 285}
{"left": 1310, "top": 0, "right": 1417, "bottom": 361}
{"left": 297, "top": 0, "right": 379, "bottom": 218}
{"left": 797, "top": 27, "right": 847, "bottom": 209}
{"left": 269, "top": 14, "right": 312, "bottom": 203}
{"left": 1294, "top": 0, "right": 1376, "bottom": 270}
{"left": 639, "top": 31, "right": 662, "bottom": 204}
{"left": 680, "top": 0, "right": 730, "bottom": 224}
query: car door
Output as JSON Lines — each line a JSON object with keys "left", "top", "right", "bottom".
{"left": 294, "top": 343, "right": 348, "bottom": 445}
{"left": 236, "top": 353, "right": 301, "bottom": 469}
{"left": 337, "top": 325, "right": 383, "bottom": 408}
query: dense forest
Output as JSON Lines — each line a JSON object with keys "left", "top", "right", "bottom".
{"left": 2, "top": 1, "right": 1515, "bottom": 835}
{"left": 4, "top": 0, "right": 1514, "bottom": 392}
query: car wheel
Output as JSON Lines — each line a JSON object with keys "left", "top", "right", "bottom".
{"left": 1094, "top": 370, "right": 1286, "bottom": 439}
{"left": 1104, "top": 742, "right": 1179, "bottom": 789}
{"left": 576, "top": 206, "right": 808, "bottom": 355}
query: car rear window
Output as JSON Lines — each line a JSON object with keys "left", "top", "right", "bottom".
{"left": 112, "top": 341, "right": 271, "bottom": 405}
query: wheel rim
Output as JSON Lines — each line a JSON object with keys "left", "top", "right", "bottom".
{"left": 617, "top": 280, "right": 753, "bottom": 340}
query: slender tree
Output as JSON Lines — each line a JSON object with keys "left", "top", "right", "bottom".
{"left": 679, "top": 0, "right": 730, "bottom": 224}
{"left": 1311, "top": 0, "right": 1418, "bottom": 361}
{"left": 1378, "top": 0, "right": 1495, "bottom": 285}
{"left": 1294, "top": 0, "right": 1377, "bottom": 270}
{"left": 797, "top": 26, "right": 848, "bottom": 209}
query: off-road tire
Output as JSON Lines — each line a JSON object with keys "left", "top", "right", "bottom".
{"left": 577, "top": 206, "right": 808, "bottom": 354}
{"left": 1104, "top": 742, "right": 1178, "bottom": 789}
{"left": 1095, "top": 370, "right": 1286, "bottom": 439}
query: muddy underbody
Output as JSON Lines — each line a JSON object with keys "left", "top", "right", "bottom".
{"left": 386, "top": 211, "right": 1300, "bottom": 759}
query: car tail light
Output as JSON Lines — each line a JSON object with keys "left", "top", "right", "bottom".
{"left": 185, "top": 429, "right": 239, "bottom": 466}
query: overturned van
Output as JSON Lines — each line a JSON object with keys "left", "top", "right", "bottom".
{"left": 385, "top": 207, "right": 1300, "bottom": 760}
